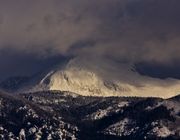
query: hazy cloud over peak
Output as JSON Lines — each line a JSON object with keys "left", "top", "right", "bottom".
{"left": 1, "top": 0, "right": 180, "bottom": 80}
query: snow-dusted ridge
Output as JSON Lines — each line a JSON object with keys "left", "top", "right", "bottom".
{"left": 1, "top": 57, "right": 180, "bottom": 98}
{"left": 33, "top": 58, "right": 180, "bottom": 98}
{"left": 0, "top": 90, "right": 180, "bottom": 139}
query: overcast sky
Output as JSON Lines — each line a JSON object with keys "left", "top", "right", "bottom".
{"left": 0, "top": 0, "right": 180, "bottom": 81}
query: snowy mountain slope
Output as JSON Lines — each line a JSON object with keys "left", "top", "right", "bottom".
{"left": 1, "top": 57, "right": 180, "bottom": 98}
{"left": 20, "top": 91, "right": 180, "bottom": 140}
{"left": 0, "top": 90, "right": 179, "bottom": 139}
{"left": 0, "top": 91, "right": 78, "bottom": 140}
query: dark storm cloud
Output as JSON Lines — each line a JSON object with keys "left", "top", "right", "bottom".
{"left": 0, "top": 48, "right": 70, "bottom": 81}
{"left": 1, "top": 0, "right": 180, "bottom": 79}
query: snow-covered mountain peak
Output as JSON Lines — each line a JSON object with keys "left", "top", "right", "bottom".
{"left": 32, "top": 57, "right": 180, "bottom": 98}
{"left": 32, "top": 57, "right": 132, "bottom": 96}
{"left": 38, "top": 66, "right": 119, "bottom": 96}
{"left": 1, "top": 57, "right": 180, "bottom": 98}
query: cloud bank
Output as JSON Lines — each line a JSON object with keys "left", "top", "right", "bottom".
{"left": 0, "top": 0, "right": 180, "bottom": 80}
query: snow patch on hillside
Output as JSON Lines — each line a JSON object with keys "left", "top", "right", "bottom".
{"left": 104, "top": 118, "right": 138, "bottom": 136}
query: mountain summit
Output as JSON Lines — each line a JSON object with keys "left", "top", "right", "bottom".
{"left": 1, "top": 57, "right": 180, "bottom": 98}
